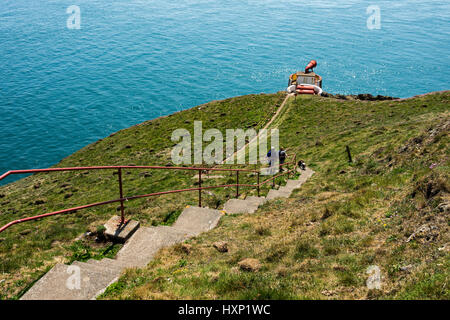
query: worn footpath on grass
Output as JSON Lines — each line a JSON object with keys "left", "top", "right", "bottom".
{"left": 98, "top": 91, "right": 449, "bottom": 300}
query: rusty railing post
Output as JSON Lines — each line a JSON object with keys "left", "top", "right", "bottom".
{"left": 294, "top": 154, "right": 297, "bottom": 172}
{"left": 236, "top": 171, "right": 239, "bottom": 198}
{"left": 198, "top": 169, "right": 202, "bottom": 207}
{"left": 287, "top": 161, "right": 290, "bottom": 179}
{"left": 118, "top": 167, "right": 125, "bottom": 225}
{"left": 257, "top": 172, "right": 260, "bottom": 197}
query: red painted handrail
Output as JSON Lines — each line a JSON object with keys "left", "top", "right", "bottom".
{"left": 0, "top": 165, "right": 259, "bottom": 181}
{"left": 0, "top": 155, "right": 298, "bottom": 234}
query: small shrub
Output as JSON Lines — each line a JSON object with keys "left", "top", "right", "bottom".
{"left": 321, "top": 207, "right": 333, "bottom": 220}
{"left": 68, "top": 241, "right": 92, "bottom": 263}
{"left": 337, "top": 271, "right": 359, "bottom": 287}
{"left": 293, "top": 240, "right": 319, "bottom": 261}
{"left": 96, "top": 225, "right": 107, "bottom": 241}
{"left": 177, "top": 259, "right": 187, "bottom": 268}
{"left": 96, "top": 225, "right": 106, "bottom": 234}
{"left": 265, "top": 245, "right": 288, "bottom": 262}
{"left": 215, "top": 272, "right": 294, "bottom": 299}
{"left": 386, "top": 235, "right": 398, "bottom": 243}
{"left": 161, "top": 210, "right": 182, "bottom": 226}
{"left": 322, "top": 238, "right": 342, "bottom": 256}
{"left": 334, "top": 217, "right": 355, "bottom": 234}
{"left": 255, "top": 226, "right": 271, "bottom": 236}
{"left": 239, "top": 223, "right": 252, "bottom": 230}
{"left": 319, "top": 223, "right": 332, "bottom": 237}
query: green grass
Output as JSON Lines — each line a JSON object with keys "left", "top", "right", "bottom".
{"left": 1, "top": 90, "right": 449, "bottom": 300}
{"left": 0, "top": 92, "right": 285, "bottom": 299}
{"left": 389, "top": 256, "right": 449, "bottom": 299}
{"left": 66, "top": 241, "right": 123, "bottom": 264}
{"left": 294, "top": 240, "right": 320, "bottom": 262}
{"left": 98, "top": 92, "right": 449, "bottom": 300}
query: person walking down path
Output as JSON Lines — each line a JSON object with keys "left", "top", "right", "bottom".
{"left": 267, "top": 147, "right": 287, "bottom": 173}
{"left": 279, "top": 148, "right": 287, "bottom": 171}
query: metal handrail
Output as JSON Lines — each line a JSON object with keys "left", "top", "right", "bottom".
{"left": 0, "top": 155, "right": 298, "bottom": 234}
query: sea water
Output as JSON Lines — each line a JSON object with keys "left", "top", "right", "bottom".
{"left": 0, "top": 0, "right": 449, "bottom": 184}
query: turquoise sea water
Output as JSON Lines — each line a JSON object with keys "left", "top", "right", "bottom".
{"left": 0, "top": 0, "right": 449, "bottom": 184}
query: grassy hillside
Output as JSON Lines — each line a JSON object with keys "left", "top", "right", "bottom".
{"left": 0, "top": 91, "right": 448, "bottom": 299}
{"left": 0, "top": 92, "right": 286, "bottom": 299}
{"left": 97, "top": 92, "right": 449, "bottom": 300}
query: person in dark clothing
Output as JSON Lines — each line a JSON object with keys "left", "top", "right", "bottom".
{"left": 267, "top": 148, "right": 287, "bottom": 172}
{"left": 279, "top": 148, "right": 286, "bottom": 171}
{"left": 267, "top": 148, "right": 275, "bottom": 167}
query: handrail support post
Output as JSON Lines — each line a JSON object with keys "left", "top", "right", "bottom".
{"left": 0, "top": 155, "right": 299, "bottom": 234}
{"left": 287, "top": 162, "right": 290, "bottom": 179}
{"left": 118, "top": 168, "right": 125, "bottom": 225}
{"left": 257, "top": 172, "right": 260, "bottom": 197}
{"left": 198, "top": 169, "right": 202, "bottom": 207}
{"left": 236, "top": 171, "right": 239, "bottom": 198}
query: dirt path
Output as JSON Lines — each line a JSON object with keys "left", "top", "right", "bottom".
{"left": 221, "top": 93, "right": 294, "bottom": 164}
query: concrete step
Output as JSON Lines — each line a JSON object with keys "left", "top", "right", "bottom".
{"left": 266, "top": 167, "right": 315, "bottom": 201}
{"left": 297, "top": 167, "right": 315, "bottom": 181}
{"left": 278, "top": 185, "right": 294, "bottom": 193}
{"left": 223, "top": 198, "right": 260, "bottom": 214}
{"left": 85, "top": 258, "right": 128, "bottom": 272}
{"left": 115, "top": 207, "right": 222, "bottom": 268}
{"left": 245, "top": 196, "right": 267, "bottom": 206}
{"left": 21, "top": 166, "right": 315, "bottom": 300}
{"left": 21, "top": 263, "right": 119, "bottom": 300}
{"left": 85, "top": 259, "right": 101, "bottom": 266}
{"left": 115, "top": 226, "right": 193, "bottom": 268}
{"left": 172, "top": 206, "right": 223, "bottom": 236}
{"left": 266, "top": 189, "right": 291, "bottom": 200}
{"left": 104, "top": 216, "right": 140, "bottom": 243}
{"left": 285, "top": 179, "right": 302, "bottom": 189}
{"left": 71, "top": 261, "right": 121, "bottom": 277}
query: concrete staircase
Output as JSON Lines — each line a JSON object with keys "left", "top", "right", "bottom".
{"left": 266, "top": 167, "right": 314, "bottom": 201}
{"left": 223, "top": 197, "right": 266, "bottom": 214}
{"left": 21, "top": 167, "right": 314, "bottom": 300}
{"left": 21, "top": 207, "right": 223, "bottom": 300}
